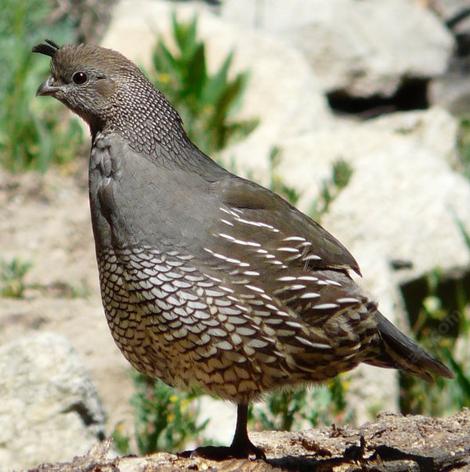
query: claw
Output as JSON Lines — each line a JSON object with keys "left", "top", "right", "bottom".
{"left": 179, "top": 443, "right": 266, "bottom": 461}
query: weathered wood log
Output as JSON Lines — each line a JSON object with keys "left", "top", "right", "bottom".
{"left": 31, "top": 409, "right": 470, "bottom": 472}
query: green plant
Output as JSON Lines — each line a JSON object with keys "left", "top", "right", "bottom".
{"left": 249, "top": 376, "right": 352, "bottom": 432}
{"left": 455, "top": 214, "right": 470, "bottom": 251}
{"left": 267, "top": 147, "right": 353, "bottom": 222}
{"left": 268, "top": 146, "right": 301, "bottom": 206}
{"left": 310, "top": 159, "right": 353, "bottom": 220}
{"left": 147, "top": 14, "right": 258, "bottom": 156}
{"left": 457, "top": 116, "right": 470, "bottom": 180}
{"left": 398, "top": 192, "right": 470, "bottom": 416}
{"left": 400, "top": 269, "right": 470, "bottom": 415}
{"left": 0, "top": 0, "right": 83, "bottom": 172}
{"left": 113, "top": 373, "right": 208, "bottom": 454}
{"left": 0, "top": 257, "right": 32, "bottom": 298}
{"left": 112, "top": 422, "right": 131, "bottom": 455}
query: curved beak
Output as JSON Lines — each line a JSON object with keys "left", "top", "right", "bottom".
{"left": 36, "top": 76, "right": 59, "bottom": 97}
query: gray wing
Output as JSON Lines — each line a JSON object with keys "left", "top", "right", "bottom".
{"left": 214, "top": 175, "right": 360, "bottom": 274}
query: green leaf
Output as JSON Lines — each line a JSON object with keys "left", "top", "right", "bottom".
{"left": 186, "top": 43, "right": 207, "bottom": 100}
{"left": 214, "top": 75, "right": 245, "bottom": 121}
{"left": 454, "top": 213, "right": 470, "bottom": 252}
{"left": 183, "top": 15, "right": 198, "bottom": 58}
{"left": 309, "top": 159, "right": 353, "bottom": 221}
{"left": 157, "top": 41, "right": 179, "bottom": 76}
{"left": 173, "top": 13, "right": 198, "bottom": 59}
{"left": 1, "top": 0, "right": 81, "bottom": 172}
{"left": 129, "top": 374, "right": 208, "bottom": 454}
{"left": 202, "top": 51, "right": 233, "bottom": 105}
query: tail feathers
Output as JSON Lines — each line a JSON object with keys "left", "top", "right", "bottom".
{"left": 366, "top": 312, "right": 454, "bottom": 382}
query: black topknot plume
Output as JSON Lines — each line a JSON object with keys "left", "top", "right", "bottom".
{"left": 32, "top": 39, "right": 60, "bottom": 57}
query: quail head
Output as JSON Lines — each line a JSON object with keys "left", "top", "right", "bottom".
{"left": 33, "top": 40, "right": 453, "bottom": 460}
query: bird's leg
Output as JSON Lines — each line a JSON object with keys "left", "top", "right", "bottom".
{"left": 180, "top": 403, "right": 265, "bottom": 460}
{"left": 229, "top": 404, "right": 265, "bottom": 459}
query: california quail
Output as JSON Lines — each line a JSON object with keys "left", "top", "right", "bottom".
{"left": 33, "top": 40, "right": 453, "bottom": 460}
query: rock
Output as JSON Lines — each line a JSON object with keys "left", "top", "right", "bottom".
{"left": 366, "top": 107, "right": 459, "bottom": 165}
{"left": 0, "top": 296, "right": 134, "bottom": 441}
{"left": 321, "top": 115, "right": 470, "bottom": 288}
{"left": 222, "top": 0, "right": 455, "bottom": 98}
{"left": 0, "top": 332, "right": 106, "bottom": 470}
{"left": 273, "top": 108, "right": 470, "bottom": 288}
{"left": 430, "top": 0, "right": 470, "bottom": 34}
{"left": 429, "top": 72, "right": 470, "bottom": 115}
{"left": 428, "top": 0, "right": 470, "bottom": 114}
{"left": 32, "top": 409, "right": 470, "bottom": 471}
{"left": 101, "top": 0, "right": 331, "bottom": 168}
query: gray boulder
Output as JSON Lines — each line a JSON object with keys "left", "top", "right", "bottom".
{"left": 0, "top": 332, "right": 106, "bottom": 470}
{"left": 427, "top": 1, "right": 470, "bottom": 114}
{"left": 430, "top": 73, "right": 470, "bottom": 115}
{"left": 273, "top": 108, "right": 470, "bottom": 288}
{"left": 222, "top": 0, "right": 455, "bottom": 98}
{"left": 431, "top": 0, "right": 470, "bottom": 33}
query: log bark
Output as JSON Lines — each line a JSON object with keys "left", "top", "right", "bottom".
{"left": 31, "top": 409, "right": 470, "bottom": 471}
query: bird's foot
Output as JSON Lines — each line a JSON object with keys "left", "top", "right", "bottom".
{"left": 180, "top": 442, "right": 266, "bottom": 461}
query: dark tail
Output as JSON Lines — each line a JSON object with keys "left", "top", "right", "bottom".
{"left": 365, "top": 312, "right": 454, "bottom": 382}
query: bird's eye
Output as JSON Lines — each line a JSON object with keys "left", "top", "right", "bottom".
{"left": 72, "top": 71, "right": 88, "bottom": 85}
